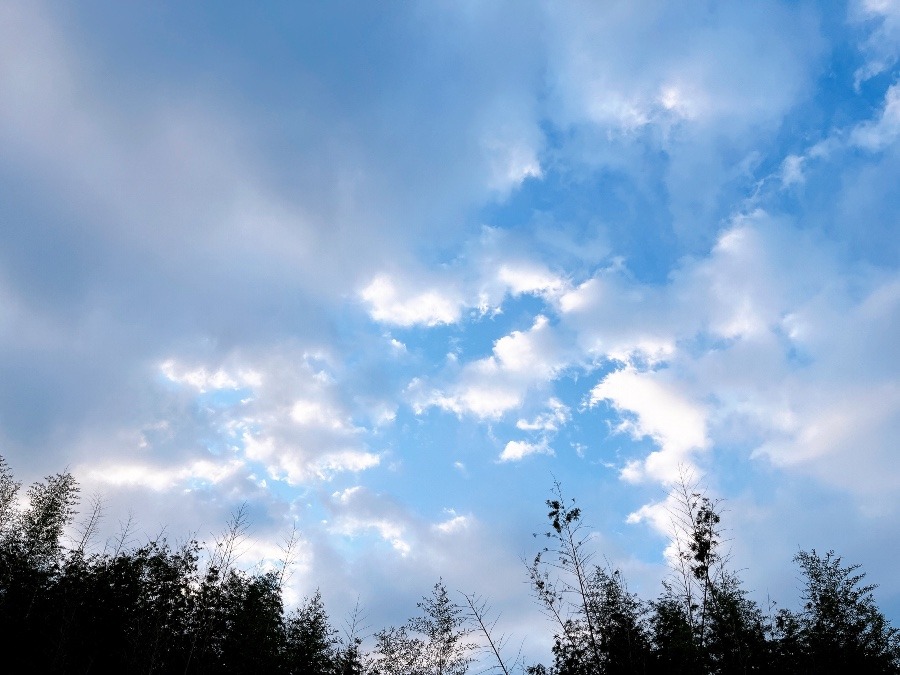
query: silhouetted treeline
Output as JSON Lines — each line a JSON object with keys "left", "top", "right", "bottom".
{"left": 1, "top": 457, "right": 897, "bottom": 674}
{"left": 522, "top": 481, "right": 899, "bottom": 675}
{"left": 0, "top": 458, "right": 361, "bottom": 674}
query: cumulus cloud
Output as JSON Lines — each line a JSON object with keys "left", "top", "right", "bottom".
{"left": 736, "top": 274, "right": 900, "bottom": 494}
{"left": 498, "top": 264, "right": 568, "bottom": 297}
{"left": 781, "top": 154, "right": 806, "bottom": 187}
{"left": 410, "top": 315, "right": 569, "bottom": 419}
{"left": 559, "top": 275, "right": 677, "bottom": 365}
{"left": 3, "top": 0, "right": 900, "bottom": 656}
{"left": 499, "top": 438, "right": 555, "bottom": 463}
{"left": 82, "top": 351, "right": 382, "bottom": 494}
{"left": 328, "top": 486, "right": 413, "bottom": 555}
{"left": 360, "top": 275, "right": 463, "bottom": 327}
{"left": 539, "top": 1, "right": 825, "bottom": 251}
{"left": 397, "top": 198, "right": 899, "bottom": 511}
{"left": 516, "top": 398, "right": 570, "bottom": 432}
{"left": 86, "top": 458, "right": 245, "bottom": 492}
{"left": 160, "top": 360, "right": 262, "bottom": 393}
{"left": 327, "top": 487, "right": 478, "bottom": 558}
{"left": 590, "top": 367, "right": 708, "bottom": 483}
{"left": 244, "top": 434, "right": 380, "bottom": 484}
{"left": 574, "top": 215, "right": 899, "bottom": 500}
{"left": 432, "top": 509, "right": 472, "bottom": 535}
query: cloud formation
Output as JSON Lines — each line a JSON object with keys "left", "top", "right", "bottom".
{"left": 1, "top": 0, "right": 899, "bottom": 660}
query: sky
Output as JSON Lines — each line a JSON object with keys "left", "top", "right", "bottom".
{"left": 1, "top": 0, "right": 899, "bottom": 665}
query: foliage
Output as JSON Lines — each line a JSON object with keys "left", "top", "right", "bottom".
{"left": 284, "top": 591, "right": 341, "bottom": 674}
{"left": 769, "top": 549, "right": 900, "bottom": 674}
{"left": 368, "top": 580, "right": 474, "bottom": 675}
{"left": 0, "top": 458, "right": 330, "bottom": 674}
{"left": 0, "top": 456, "right": 898, "bottom": 674}
{"left": 643, "top": 472, "right": 772, "bottom": 674}
{"left": 527, "top": 483, "right": 652, "bottom": 674}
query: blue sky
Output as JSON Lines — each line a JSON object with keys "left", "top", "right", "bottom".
{"left": 1, "top": 0, "right": 899, "bottom": 664}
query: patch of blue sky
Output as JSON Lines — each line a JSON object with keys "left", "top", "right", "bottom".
{"left": 572, "top": 411, "right": 658, "bottom": 470}
{"left": 258, "top": 470, "right": 309, "bottom": 507}
{"left": 360, "top": 354, "right": 638, "bottom": 532}
{"left": 479, "top": 149, "right": 676, "bottom": 283}
{"left": 704, "top": 443, "right": 775, "bottom": 498}
{"left": 374, "top": 323, "right": 463, "bottom": 371}
{"left": 775, "top": 153, "right": 900, "bottom": 268}
{"left": 367, "top": 408, "right": 491, "bottom": 503}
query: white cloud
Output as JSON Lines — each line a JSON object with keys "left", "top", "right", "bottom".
{"left": 694, "top": 220, "right": 783, "bottom": 339}
{"left": 499, "top": 439, "right": 554, "bottom": 462}
{"left": 360, "top": 275, "right": 462, "bottom": 327}
{"left": 411, "top": 381, "right": 521, "bottom": 420}
{"left": 2, "top": 1, "right": 899, "bottom": 657}
{"left": 389, "top": 338, "right": 407, "bottom": 353}
{"left": 852, "top": 0, "right": 900, "bottom": 85}
{"left": 752, "top": 385, "right": 898, "bottom": 467}
{"left": 86, "top": 458, "right": 244, "bottom": 491}
{"left": 412, "top": 315, "right": 568, "bottom": 419}
{"left": 290, "top": 399, "right": 351, "bottom": 430}
{"left": 152, "top": 351, "right": 384, "bottom": 488}
{"left": 516, "top": 398, "right": 570, "bottom": 432}
{"left": 334, "top": 516, "right": 411, "bottom": 556}
{"left": 537, "top": 0, "right": 825, "bottom": 245}
{"left": 851, "top": 83, "right": 900, "bottom": 150}
{"left": 656, "top": 83, "right": 705, "bottom": 121}
{"left": 590, "top": 367, "right": 708, "bottom": 483}
{"left": 544, "top": 1, "right": 821, "bottom": 132}
{"left": 415, "top": 207, "right": 898, "bottom": 508}
{"left": 484, "top": 137, "right": 542, "bottom": 192}
{"left": 625, "top": 497, "right": 676, "bottom": 535}
{"left": 781, "top": 154, "right": 806, "bottom": 186}
{"left": 327, "top": 489, "right": 476, "bottom": 558}
{"left": 498, "top": 264, "right": 567, "bottom": 297}
{"left": 432, "top": 510, "right": 472, "bottom": 534}
{"left": 562, "top": 212, "right": 894, "bottom": 496}
{"left": 161, "top": 360, "right": 262, "bottom": 392}
{"left": 492, "top": 315, "right": 555, "bottom": 371}
{"left": 780, "top": 82, "right": 900, "bottom": 194}
{"left": 328, "top": 486, "right": 412, "bottom": 555}
{"left": 559, "top": 276, "right": 676, "bottom": 364}
{"left": 730, "top": 274, "right": 900, "bottom": 495}
{"left": 244, "top": 434, "right": 380, "bottom": 484}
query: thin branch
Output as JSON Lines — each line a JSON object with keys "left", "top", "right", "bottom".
{"left": 110, "top": 511, "right": 135, "bottom": 557}
{"left": 73, "top": 491, "right": 104, "bottom": 553}
{"left": 462, "top": 592, "right": 520, "bottom": 675}
{"left": 276, "top": 522, "right": 301, "bottom": 590}
{"left": 210, "top": 502, "right": 250, "bottom": 574}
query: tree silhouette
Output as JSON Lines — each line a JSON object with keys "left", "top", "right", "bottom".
{"left": 771, "top": 549, "right": 900, "bottom": 673}
{"left": 648, "top": 472, "right": 772, "bottom": 675}
{"left": 528, "top": 483, "right": 651, "bottom": 674}
{"left": 1, "top": 455, "right": 899, "bottom": 675}
{"left": 368, "top": 580, "right": 474, "bottom": 675}
{"left": 284, "top": 590, "right": 340, "bottom": 674}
